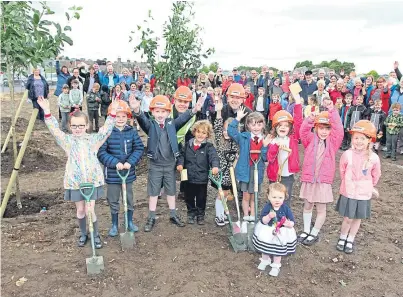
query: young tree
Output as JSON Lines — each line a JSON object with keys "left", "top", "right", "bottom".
{"left": 366, "top": 70, "right": 380, "bottom": 80}
{"left": 1, "top": 1, "right": 82, "bottom": 209}
{"left": 130, "top": 1, "right": 214, "bottom": 94}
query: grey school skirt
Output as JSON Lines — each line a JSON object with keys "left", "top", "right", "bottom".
{"left": 239, "top": 166, "right": 262, "bottom": 194}
{"left": 335, "top": 195, "right": 371, "bottom": 219}
{"left": 64, "top": 186, "right": 104, "bottom": 202}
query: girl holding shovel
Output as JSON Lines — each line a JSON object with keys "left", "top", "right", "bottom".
{"left": 228, "top": 109, "right": 272, "bottom": 230}
{"left": 266, "top": 92, "right": 303, "bottom": 205}
{"left": 37, "top": 97, "right": 120, "bottom": 248}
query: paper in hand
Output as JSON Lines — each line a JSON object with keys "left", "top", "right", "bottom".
{"left": 289, "top": 82, "right": 302, "bottom": 96}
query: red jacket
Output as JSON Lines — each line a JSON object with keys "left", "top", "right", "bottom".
{"left": 244, "top": 93, "right": 254, "bottom": 110}
{"left": 281, "top": 74, "right": 291, "bottom": 93}
{"left": 269, "top": 103, "right": 282, "bottom": 120}
{"left": 266, "top": 104, "right": 302, "bottom": 181}
{"left": 177, "top": 78, "right": 191, "bottom": 88}
{"left": 328, "top": 88, "right": 348, "bottom": 104}
{"left": 370, "top": 88, "right": 390, "bottom": 113}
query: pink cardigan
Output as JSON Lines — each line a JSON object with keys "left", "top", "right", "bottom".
{"left": 339, "top": 149, "right": 381, "bottom": 200}
{"left": 299, "top": 108, "right": 344, "bottom": 184}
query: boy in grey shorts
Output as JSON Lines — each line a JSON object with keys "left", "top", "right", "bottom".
{"left": 130, "top": 95, "right": 203, "bottom": 232}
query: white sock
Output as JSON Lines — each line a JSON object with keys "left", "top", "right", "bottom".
{"left": 310, "top": 227, "right": 320, "bottom": 237}
{"left": 347, "top": 235, "right": 355, "bottom": 242}
{"left": 303, "top": 212, "right": 312, "bottom": 234}
{"left": 340, "top": 234, "right": 347, "bottom": 240}
{"left": 215, "top": 199, "right": 224, "bottom": 218}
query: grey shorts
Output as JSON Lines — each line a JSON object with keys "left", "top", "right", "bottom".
{"left": 147, "top": 162, "right": 176, "bottom": 196}
{"left": 239, "top": 166, "right": 262, "bottom": 194}
{"left": 107, "top": 183, "right": 134, "bottom": 214}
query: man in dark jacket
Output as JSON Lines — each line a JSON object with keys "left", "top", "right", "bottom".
{"left": 98, "top": 101, "right": 144, "bottom": 236}
{"left": 82, "top": 66, "right": 100, "bottom": 94}
{"left": 299, "top": 70, "right": 318, "bottom": 105}
{"left": 177, "top": 122, "right": 219, "bottom": 224}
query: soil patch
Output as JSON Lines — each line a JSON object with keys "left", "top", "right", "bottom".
{"left": 1, "top": 117, "right": 43, "bottom": 134}
{"left": 1, "top": 147, "right": 64, "bottom": 176}
{"left": 3, "top": 188, "right": 64, "bottom": 218}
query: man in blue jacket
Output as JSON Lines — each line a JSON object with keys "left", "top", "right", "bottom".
{"left": 98, "top": 101, "right": 144, "bottom": 236}
{"left": 101, "top": 65, "right": 120, "bottom": 90}
{"left": 299, "top": 70, "right": 318, "bottom": 105}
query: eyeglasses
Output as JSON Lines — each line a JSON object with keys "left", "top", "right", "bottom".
{"left": 70, "top": 125, "right": 86, "bottom": 129}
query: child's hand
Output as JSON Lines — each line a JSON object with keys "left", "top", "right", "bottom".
{"left": 193, "top": 96, "right": 204, "bottom": 113}
{"left": 116, "top": 162, "right": 124, "bottom": 170}
{"left": 263, "top": 134, "right": 274, "bottom": 146}
{"left": 372, "top": 188, "right": 379, "bottom": 199}
{"left": 96, "top": 97, "right": 101, "bottom": 102}
{"left": 123, "top": 162, "right": 131, "bottom": 170}
{"left": 268, "top": 210, "right": 276, "bottom": 219}
{"left": 215, "top": 100, "right": 223, "bottom": 112}
{"left": 283, "top": 219, "right": 294, "bottom": 228}
{"left": 236, "top": 106, "right": 248, "bottom": 121}
{"left": 129, "top": 96, "right": 141, "bottom": 113}
{"left": 293, "top": 93, "right": 302, "bottom": 105}
{"left": 176, "top": 165, "right": 183, "bottom": 172}
{"left": 211, "top": 167, "right": 219, "bottom": 175}
{"left": 37, "top": 97, "right": 50, "bottom": 114}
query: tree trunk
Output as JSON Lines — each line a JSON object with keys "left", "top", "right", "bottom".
{"left": 6, "top": 62, "right": 22, "bottom": 209}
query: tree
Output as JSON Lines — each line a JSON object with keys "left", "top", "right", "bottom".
{"left": 366, "top": 70, "right": 379, "bottom": 80}
{"left": 130, "top": 1, "right": 214, "bottom": 94}
{"left": 208, "top": 62, "right": 219, "bottom": 73}
{"left": 1, "top": 1, "right": 81, "bottom": 211}
{"left": 294, "top": 60, "right": 314, "bottom": 69}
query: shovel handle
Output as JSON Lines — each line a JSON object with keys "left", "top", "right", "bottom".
{"left": 116, "top": 169, "right": 130, "bottom": 182}
{"left": 79, "top": 183, "right": 95, "bottom": 203}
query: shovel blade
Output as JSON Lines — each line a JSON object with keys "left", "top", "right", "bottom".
{"left": 229, "top": 234, "right": 248, "bottom": 253}
{"left": 120, "top": 232, "right": 135, "bottom": 251}
{"left": 86, "top": 256, "right": 104, "bottom": 275}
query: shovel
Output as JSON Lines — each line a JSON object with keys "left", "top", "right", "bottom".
{"left": 224, "top": 150, "right": 241, "bottom": 229}
{"left": 116, "top": 169, "right": 135, "bottom": 251}
{"left": 79, "top": 183, "right": 105, "bottom": 275}
{"left": 209, "top": 170, "right": 247, "bottom": 253}
{"left": 248, "top": 150, "right": 262, "bottom": 252}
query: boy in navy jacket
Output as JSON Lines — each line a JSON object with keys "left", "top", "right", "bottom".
{"left": 98, "top": 101, "right": 144, "bottom": 236}
{"left": 129, "top": 95, "right": 203, "bottom": 232}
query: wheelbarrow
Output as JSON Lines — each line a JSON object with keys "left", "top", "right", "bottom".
{"left": 117, "top": 169, "right": 135, "bottom": 251}
{"left": 209, "top": 170, "right": 247, "bottom": 252}
{"left": 79, "top": 183, "right": 105, "bottom": 275}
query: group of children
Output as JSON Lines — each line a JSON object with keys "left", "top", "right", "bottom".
{"left": 39, "top": 81, "right": 383, "bottom": 278}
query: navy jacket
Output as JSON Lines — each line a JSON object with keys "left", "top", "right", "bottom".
{"left": 134, "top": 110, "right": 195, "bottom": 160}
{"left": 98, "top": 125, "right": 144, "bottom": 184}
{"left": 54, "top": 61, "right": 71, "bottom": 96}
{"left": 26, "top": 74, "right": 49, "bottom": 100}
{"left": 177, "top": 139, "right": 220, "bottom": 184}
{"left": 260, "top": 202, "right": 295, "bottom": 225}
{"left": 299, "top": 80, "right": 318, "bottom": 105}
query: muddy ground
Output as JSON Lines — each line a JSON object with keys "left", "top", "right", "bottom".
{"left": 1, "top": 94, "right": 403, "bottom": 297}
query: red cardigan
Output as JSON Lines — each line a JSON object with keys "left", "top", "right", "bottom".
{"left": 370, "top": 88, "right": 390, "bottom": 113}
{"left": 266, "top": 104, "right": 302, "bottom": 181}
{"left": 244, "top": 93, "right": 254, "bottom": 110}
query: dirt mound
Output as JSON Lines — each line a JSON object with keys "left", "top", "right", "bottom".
{"left": 1, "top": 117, "right": 43, "bottom": 134}
{"left": 1, "top": 147, "right": 64, "bottom": 176}
{"left": 3, "top": 188, "right": 65, "bottom": 218}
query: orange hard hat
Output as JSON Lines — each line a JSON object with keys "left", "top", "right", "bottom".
{"left": 349, "top": 120, "right": 377, "bottom": 142}
{"left": 108, "top": 100, "right": 132, "bottom": 118}
{"left": 174, "top": 86, "right": 192, "bottom": 102}
{"left": 272, "top": 110, "right": 294, "bottom": 128}
{"left": 314, "top": 111, "right": 330, "bottom": 126}
{"left": 149, "top": 95, "right": 172, "bottom": 112}
{"left": 226, "top": 83, "right": 245, "bottom": 98}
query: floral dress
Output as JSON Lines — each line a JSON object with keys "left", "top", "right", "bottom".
{"left": 213, "top": 118, "right": 238, "bottom": 189}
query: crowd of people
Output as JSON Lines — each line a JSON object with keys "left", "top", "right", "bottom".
{"left": 29, "top": 59, "right": 403, "bottom": 277}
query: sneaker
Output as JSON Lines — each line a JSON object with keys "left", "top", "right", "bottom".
{"left": 268, "top": 263, "right": 281, "bottom": 277}
{"left": 77, "top": 234, "right": 88, "bottom": 247}
{"left": 94, "top": 235, "right": 103, "bottom": 249}
{"left": 144, "top": 217, "right": 156, "bottom": 232}
{"left": 382, "top": 147, "right": 388, "bottom": 152}
{"left": 257, "top": 258, "right": 272, "bottom": 271}
{"left": 187, "top": 216, "right": 195, "bottom": 224}
{"left": 215, "top": 216, "right": 226, "bottom": 226}
{"left": 392, "top": 156, "right": 397, "bottom": 161}
{"left": 400, "top": 150, "right": 403, "bottom": 155}
{"left": 249, "top": 216, "right": 256, "bottom": 222}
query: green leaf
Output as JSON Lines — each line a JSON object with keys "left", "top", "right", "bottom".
{"left": 65, "top": 12, "right": 70, "bottom": 21}
{"left": 33, "top": 13, "right": 39, "bottom": 25}
{"left": 61, "top": 35, "right": 73, "bottom": 46}
{"left": 74, "top": 12, "right": 80, "bottom": 20}
{"left": 76, "top": 6, "right": 83, "bottom": 10}
{"left": 63, "top": 26, "right": 71, "bottom": 31}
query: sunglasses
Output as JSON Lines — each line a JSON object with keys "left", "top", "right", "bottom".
{"left": 70, "top": 124, "right": 86, "bottom": 129}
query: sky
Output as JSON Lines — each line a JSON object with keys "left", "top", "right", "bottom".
{"left": 44, "top": 0, "right": 403, "bottom": 74}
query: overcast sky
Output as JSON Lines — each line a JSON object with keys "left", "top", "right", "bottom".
{"left": 46, "top": 0, "right": 403, "bottom": 74}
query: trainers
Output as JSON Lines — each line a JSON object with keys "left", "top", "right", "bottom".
{"left": 215, "top": 216, "right": 226, "bottom": 226}
{"left": 144, "top": 217, "right": 156, "bottom": 232}
{"left": 170, "top": 215, "right": 185, "bottom": 227}
{"left": 94, "top": 235, "right": 103, "bottom": 249}
{"left": 257, "top": 258, "right": 272, "bottom": 271}
{"left": 77, "top": 234, "right": 88, "bottom": 247}
{"left": 382, "top": 147, "right": 388, "bottom": 152}
{"left": 392, "top": 156, "right": 397, "bottom": 161}
{"left": 268, "top": 263, "right": 281, "bottom": 277}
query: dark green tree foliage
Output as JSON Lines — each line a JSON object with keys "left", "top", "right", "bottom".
{"left": 294, "top": 59, "right": 356, "bottom": 74}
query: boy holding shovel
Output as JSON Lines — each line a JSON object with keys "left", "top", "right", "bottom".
{"left": 98, "top": 101, "right": 144, "bottom": 236}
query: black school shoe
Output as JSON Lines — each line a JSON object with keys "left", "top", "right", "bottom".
{"left": 144, "top": 217, "right": 156, "bottom": 232}
{"left": 197, "top": 216, "right": 205, "bottom": 225}
{"left": 77, "top": 234, "right": 88, "bottom": 247}
{"left": 170, "top": 215, "right": 185, "bottom": 227}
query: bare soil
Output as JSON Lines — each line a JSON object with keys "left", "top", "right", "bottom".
{"left": 1, "top": 94, "right": 403, "bottom": 297}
